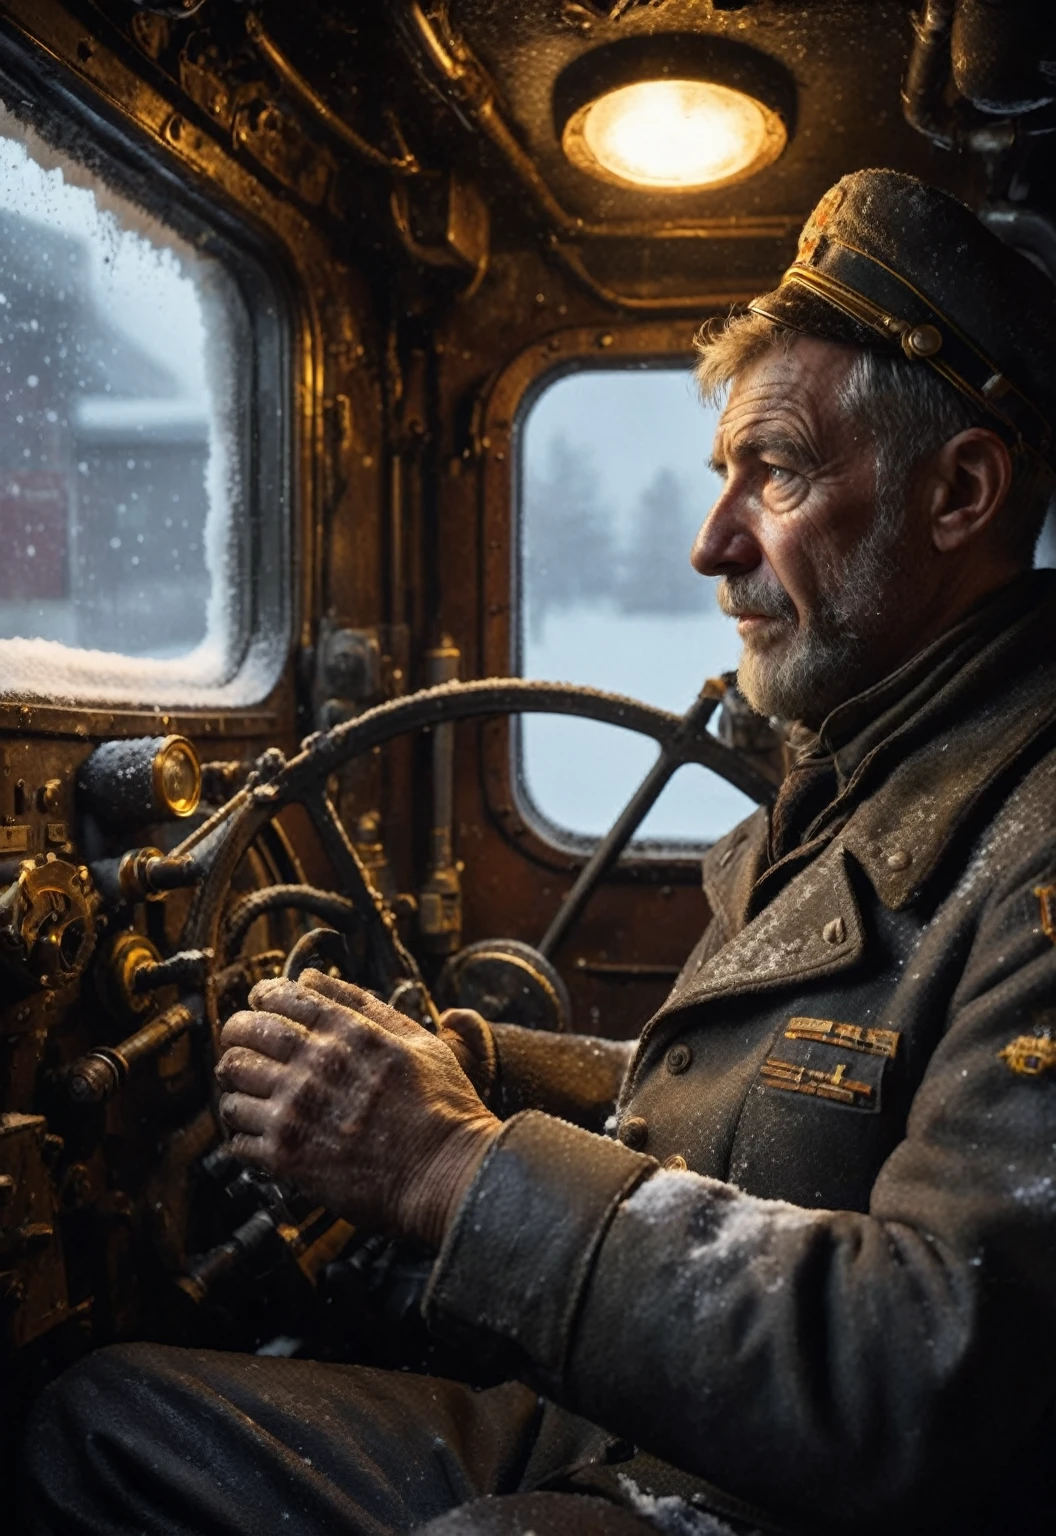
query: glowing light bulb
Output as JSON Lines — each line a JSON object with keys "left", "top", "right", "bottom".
{"left": 563, "top": 78, "right": 786, "bottom": 192}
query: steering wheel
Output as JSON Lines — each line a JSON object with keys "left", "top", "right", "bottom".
{"left": 171, "top": 676, "right": 776, "bottom": 1052}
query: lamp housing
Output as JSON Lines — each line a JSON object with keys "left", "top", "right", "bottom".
{"left": 555, "top": 35, "right": 794, "bottom": 194}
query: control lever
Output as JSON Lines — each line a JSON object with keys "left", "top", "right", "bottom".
{"left": 281, "top": 927, "right": 355, "bottom": 982}
{"left": 66, "top": 999, "right": 201, "bottom": 1106}
{"left": 90, "top": 848, "right": 203, "bottom": 906}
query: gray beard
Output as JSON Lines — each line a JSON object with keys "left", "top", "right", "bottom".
{"left": 718, "top": 505, "right": 905, "bottom": 726}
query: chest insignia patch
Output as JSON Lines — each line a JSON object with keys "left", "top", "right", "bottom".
{"left": 784, "top": 1017, "right": 900, "bottom": 1059}
{"left": 999, "top": 1033, "right": 1056, "bottom": 1077}
{"left": 761, "top": 1057, "right": 875, "bottom": 1108}
{"left": 1034, "top": 885, "right": 1056, "bottom": 945}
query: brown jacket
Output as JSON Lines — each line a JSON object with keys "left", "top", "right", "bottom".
{"left": 424, "top": 571, "right": 1056, "bottom": 1535}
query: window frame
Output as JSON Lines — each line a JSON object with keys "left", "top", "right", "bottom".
{"left": 478, "top": 318, "right": 752, "bottom": 875}
{"left": 0, "top": 25, "right": 293, "bottom": 728}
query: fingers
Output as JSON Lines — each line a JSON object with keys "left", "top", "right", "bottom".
{"left": 218, "top": 1090, "right": 274, "bottom": 1138}
{"left": 247, "top": 977, "right": 370, "bottom": 1038}
{"left": 220, "top": 1009, "right": 309, "bottom": 1062}
{"left": 228, "top": 1132, "right": 273, "bottom": 1173}
{"left": 272, "top": 971, "right": 422, "bottom": 1041}
{"left": 247, "top": 975, "right": 325, "bottom": 1017}
{"left": 306, "top": 970, "right": 430, "bottom": 1040}
{"left": 215, "top": 1045, "right": 283, "bottom": 1098}
{"left": 297, "top": 968, "right": 384, "bottom": 1016}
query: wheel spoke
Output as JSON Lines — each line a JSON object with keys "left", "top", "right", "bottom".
{"left": 538, "top": 684, "right": 726, "bottom": 961}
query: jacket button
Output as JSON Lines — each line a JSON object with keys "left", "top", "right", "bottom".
{"left": 886, "top": 848, "right": 912, "bottom": 870}
{"left": 663, "top": 1154, "right": 688, "bottom": 1171}
{"left": 618, "top": 1116, "right": 648, "bottom": 1150}
{"left": 666, "top": 1043, "right": 692, "bottom": 1074}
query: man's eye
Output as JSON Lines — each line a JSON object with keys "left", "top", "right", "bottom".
{"left": 766, "top": 463, "right": 791, "bottom": 482}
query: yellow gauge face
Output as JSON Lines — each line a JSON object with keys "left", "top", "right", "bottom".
{"left": 153, "top": 736, "right": 202, "bottom": 818}
{"left": 563, "top": 78, "right": 786, "bottom": 192}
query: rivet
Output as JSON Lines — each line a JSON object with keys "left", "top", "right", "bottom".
{"left": 822, "top": 917, "right": 846, "bottom": 946}
{"left": 902, "top": 323, "right": 942, "bottom": 359}
{"left": 886, "top": 849, "right": 912, "bottom": 871}
{"left": 618, "top": 1116, "right": 648, "bottom": 1151}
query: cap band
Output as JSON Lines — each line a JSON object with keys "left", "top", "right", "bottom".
{"left": 749, "top": 239, "right": 1053, "bottom": 464}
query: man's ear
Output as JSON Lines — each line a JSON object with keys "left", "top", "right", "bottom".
{"left": 925, "top": 428, "right": 1013, "bottom": 553}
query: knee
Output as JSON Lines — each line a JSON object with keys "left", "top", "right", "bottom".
{"left": 24, "top": 1343, "right": 174, "bottom": 1501}
{"left": 30, "top": 1343, "right": 156, "bottom": 1434}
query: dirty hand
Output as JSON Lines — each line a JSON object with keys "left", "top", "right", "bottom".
{"left": 215, "top": 969, "right": 501, "bottom": 1247}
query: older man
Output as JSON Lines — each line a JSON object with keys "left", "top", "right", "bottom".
{"left": 27, "top": 171, "right": 1056, "bottom": 1536}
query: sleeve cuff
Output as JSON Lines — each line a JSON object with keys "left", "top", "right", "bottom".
{"left": 422, "top": 1110, "right": 655, "bottom": 1393}
{"left": 488, "top": 1024, "right": 634, "bottom": 1131}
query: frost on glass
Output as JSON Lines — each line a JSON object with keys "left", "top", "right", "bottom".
{"left": 519, "top": 366, "right": 756, "bottom": 847}
{"left": 0, "top": 105, "right": 260, "bottom": 704}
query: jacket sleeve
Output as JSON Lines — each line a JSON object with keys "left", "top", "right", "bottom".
{"left": 488, "top": 1023, "right": 634, "bottom": 1133}
{"left": 424, "top": 833, "right": 1056, "bottom": 1532}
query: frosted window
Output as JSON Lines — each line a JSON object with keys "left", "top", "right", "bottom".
{"left": 0, "top": 105, "right": 267, "bottom": 705}
{"left": 518, "top": 366, "right": 756, "bottom": 848}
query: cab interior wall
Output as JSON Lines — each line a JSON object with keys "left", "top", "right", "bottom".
{"left": 0, "top": 0, "right": 1053, "bottom": 1516}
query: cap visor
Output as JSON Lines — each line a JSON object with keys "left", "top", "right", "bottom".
{"left": 749, "top": 281, "right": 889, "bottom": 355}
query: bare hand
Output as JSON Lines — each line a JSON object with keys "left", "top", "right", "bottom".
{"left": 215, "top": 970, "right": 500, "bottom": 1246}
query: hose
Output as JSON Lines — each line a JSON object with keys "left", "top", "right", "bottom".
{"left": 222, "top": 885, "right": 362, "bottom": 961}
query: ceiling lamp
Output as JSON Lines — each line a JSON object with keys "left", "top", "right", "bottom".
{"left": 564, "top": 78, "right": 785, "bottom": 191}
{"left": 555, "top": 38, "right": 793, "bottom": 194}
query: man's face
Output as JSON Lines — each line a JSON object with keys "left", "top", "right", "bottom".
{"left": 692, "top": 336, "right": 926, "bottom": 727}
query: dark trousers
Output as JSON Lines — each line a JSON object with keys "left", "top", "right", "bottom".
{"left": 22, "top": 1343, "right": 747, "bottom": 1536}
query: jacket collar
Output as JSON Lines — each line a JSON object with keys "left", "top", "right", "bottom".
{"left": 704, "top": 571, "right": 1056, "bottom": 928}
{"left": 818, "top": 570, "right": 1053, "bottom": 789}
{"left": 642, "top": 839, "right": 867, "bottom": 1042}
{"left": 835, "top": 572, "right": 1056, "bottom": 908}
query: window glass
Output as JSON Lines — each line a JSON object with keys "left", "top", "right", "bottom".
{"left": 518, "top": 365, "right": 756, "bottom": 847}
{"left": 0, "top": 104, "right": 276, "bottom": 705}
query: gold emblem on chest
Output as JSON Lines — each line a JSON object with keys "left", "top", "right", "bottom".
{"left": 999, "top": 1033, "right": 1056, "bottom": 1076}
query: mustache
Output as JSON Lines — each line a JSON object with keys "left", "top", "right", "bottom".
{"left": 716, "top": 573, "right": 797, "bottom": 623}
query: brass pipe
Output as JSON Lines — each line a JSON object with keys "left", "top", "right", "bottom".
{"left": 246, "top": 13, "right": 420, "bottom": 175}
{"left": 902, "top": 0, "right": 957, "bottom": 149}
{"left": 418, "top": 640, "right": 462, "bottom": 954}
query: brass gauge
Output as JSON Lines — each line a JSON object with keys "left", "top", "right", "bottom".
{"left": 78, "top": 735, "right": 203, "bottom": 825}
{"left": 152, "top": 737, "right": 202, "bottom": 819}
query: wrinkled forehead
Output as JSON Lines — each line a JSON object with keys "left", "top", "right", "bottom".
{"left": 712, "top": 339, "right": 857, "bottom": 459}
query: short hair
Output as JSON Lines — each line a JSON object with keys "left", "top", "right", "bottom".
{"left": 694, "top": 310, "right": 1055, "bottom": 565}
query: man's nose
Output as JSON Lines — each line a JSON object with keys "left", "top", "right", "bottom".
{"left": 690, "top": 487, "right": 761, "bottom": 577}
